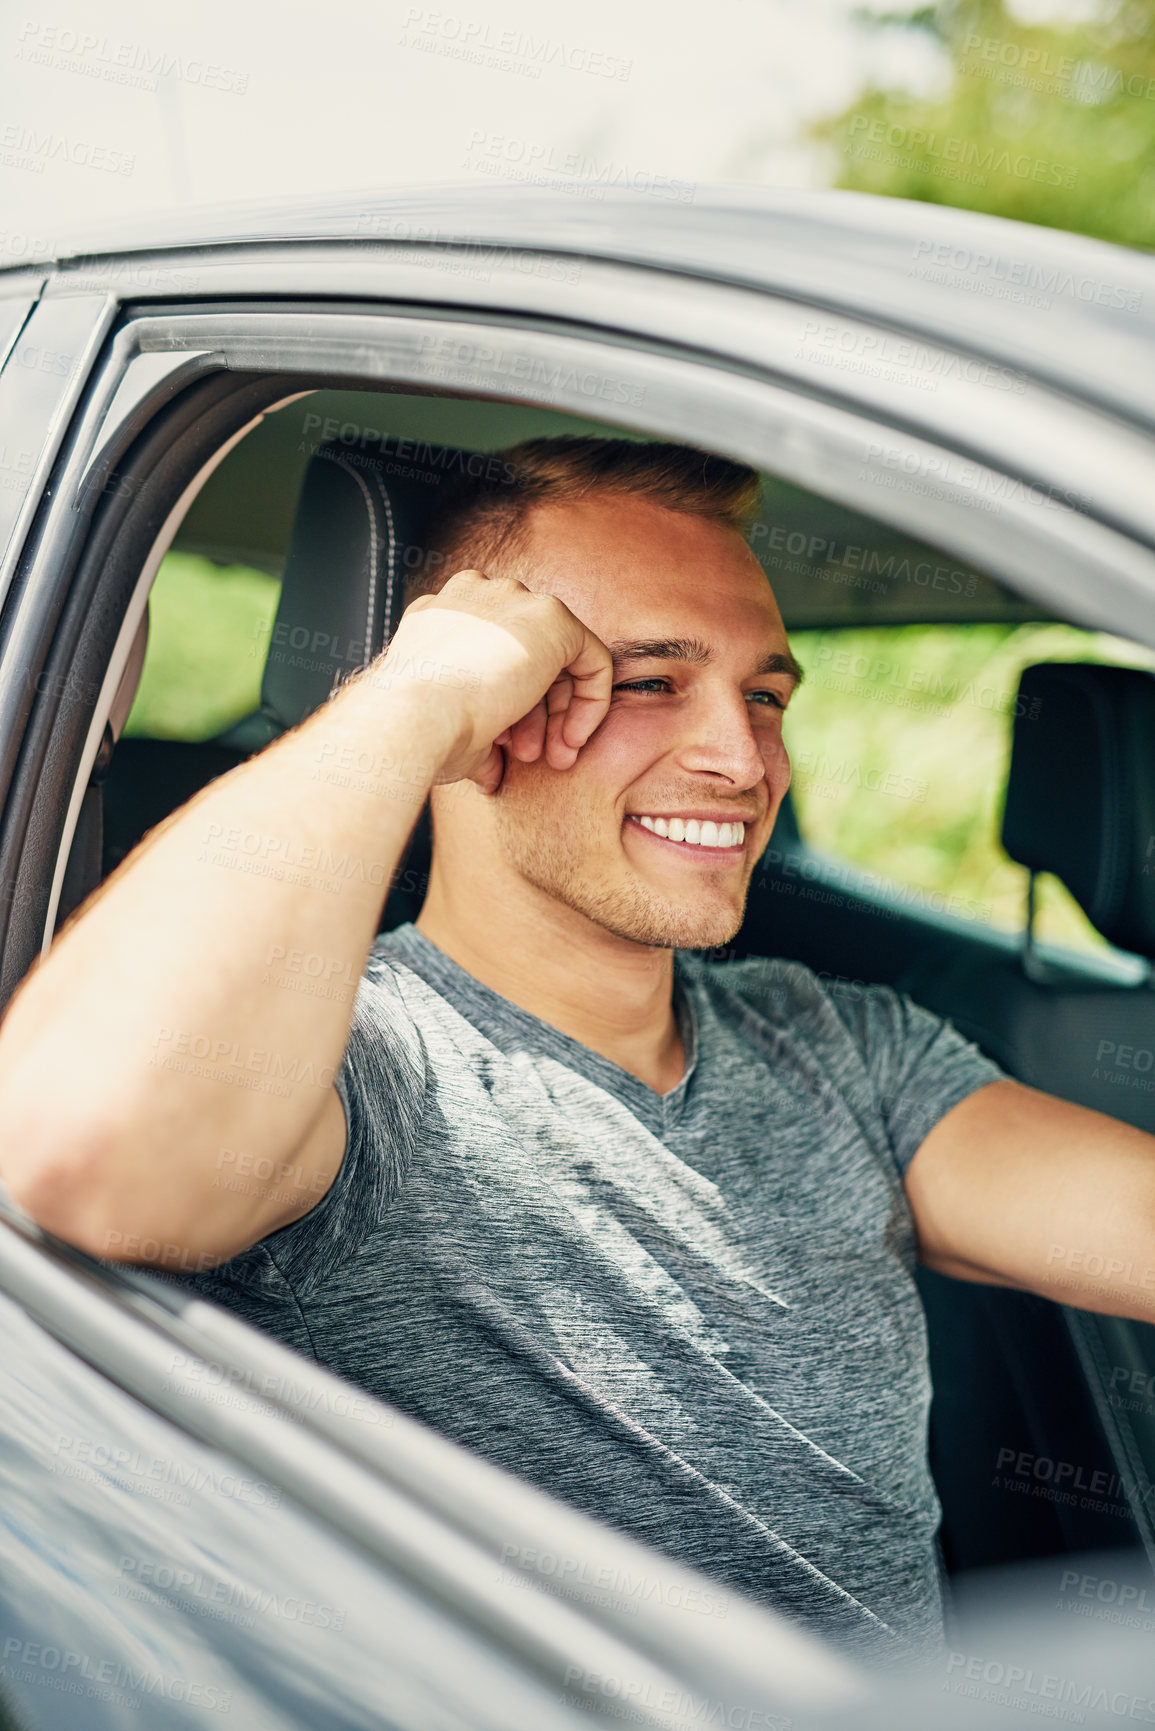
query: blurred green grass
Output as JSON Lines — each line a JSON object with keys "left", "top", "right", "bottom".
{"left": 124, "top": 553, "right": 280, "bottom": 742}
{"left": 785, "top": 622, "right": 1155, "bottom": 956}
{"left": 128, "top": 553, "right": 1155, "bottom": 959}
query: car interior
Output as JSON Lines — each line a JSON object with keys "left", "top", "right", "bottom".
{"left": 54, "top": 385, "right": 1155, "bottom": 1604}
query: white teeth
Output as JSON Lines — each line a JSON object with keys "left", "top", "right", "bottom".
{"left": 633, "top": 817, "right": 747, "bottom": 847}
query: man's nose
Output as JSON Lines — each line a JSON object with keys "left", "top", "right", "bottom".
{"left": 675, "top": 694, "right": 771, "bottom": 789}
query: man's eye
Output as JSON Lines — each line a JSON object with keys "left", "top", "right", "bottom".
{"left": 612, "top": 680, "right": 787, "bottom": 707}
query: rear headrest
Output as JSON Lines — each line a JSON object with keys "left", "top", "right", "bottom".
{"left": 219, "top": 438, "right": 486, "bottom": 749}
{"left": 1001, "top": 661, "right": 1155, "bottom": 958}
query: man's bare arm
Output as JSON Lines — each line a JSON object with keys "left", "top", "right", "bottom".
{"left": 904, "top": 1077, "right": 1155, "bottom": 1320}
{"left": 0, "top": 672, "right": 454, "bottom": 1269}
{"left": 0, "top": 571, "right": 613, "bottom": 1270}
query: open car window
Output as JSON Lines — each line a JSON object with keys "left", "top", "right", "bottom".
{"left": 132, "top": 385, "right": 1155, "bottom": 977}
{"left": 784, "top": 621, "right": 1155, "bottom": 966}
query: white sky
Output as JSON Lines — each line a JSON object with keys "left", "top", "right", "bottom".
{"left": 0, "top": 0, "right": 954, "bottom": 257}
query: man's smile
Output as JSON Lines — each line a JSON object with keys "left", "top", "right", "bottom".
{"left": 624, "top": 813, "right": 749, "bottom": 857}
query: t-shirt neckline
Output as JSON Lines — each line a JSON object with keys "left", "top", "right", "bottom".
{"left": 378, "top": 922, "right": 700, "bottom": 1135}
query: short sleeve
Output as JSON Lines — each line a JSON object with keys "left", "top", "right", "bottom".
{"left": 188, "top": 947, "right": 428, "bottom": 1304}
{"left": 826, "top": 980, "right": 1009, "bottom": 1179}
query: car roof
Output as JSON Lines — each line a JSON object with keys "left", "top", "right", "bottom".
{"left": 11, "top": 183, "right": 1155, "bottom": 433}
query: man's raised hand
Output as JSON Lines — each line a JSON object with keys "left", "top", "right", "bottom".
{"left": 372, "top": 569, "right": 615, "bottom": 795}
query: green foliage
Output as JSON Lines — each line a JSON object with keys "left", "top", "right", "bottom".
{"left": 817, "top": 0, "right": 1155, "bottom": 248}
{"left": 800, "top": 3, "right": 1155, "bottom": 953}
{"left": 785, "top": 620, "right": 1155, "bottom": 954}
{"left": 124, "top": 553, "right": 280, "bottom": 743}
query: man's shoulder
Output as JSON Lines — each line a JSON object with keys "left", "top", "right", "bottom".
{"left": 676, "top": 950, "right": 904, "bottom": 1039}
{"left": 677, "top": 950, "right": 843, "bottom": 1019}
{"left": 678, "top": 948, "right": 821, "bottom": 988}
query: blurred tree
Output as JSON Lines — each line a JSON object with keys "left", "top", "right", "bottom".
{"left": 816, "top": 0, "right": 1155, "bottom": 247}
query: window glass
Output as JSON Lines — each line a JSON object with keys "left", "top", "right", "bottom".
{"left": 123, "top": 552, "right": 280, "bottom": 742}
{"left": 783, "top": 622, "right": 1155, "bottom": 959}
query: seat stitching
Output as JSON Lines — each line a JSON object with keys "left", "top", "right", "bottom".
{"left": 316, "top": 451, "right": 380, "bottom": 675}
{"left": 368, "top": 471, "right": 398, "bottom": 655}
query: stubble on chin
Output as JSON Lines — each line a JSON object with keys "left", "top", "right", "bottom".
{"left": 492, "top": 781, "right": 750, "bottom": 951}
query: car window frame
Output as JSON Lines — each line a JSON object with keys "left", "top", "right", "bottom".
{"left": 3, "top": 289, "right": 1155, "bottom": 990}
{"left": 4, "top": 268, "right": 1155, "bottom": 1693}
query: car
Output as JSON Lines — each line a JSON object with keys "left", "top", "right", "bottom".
{"left": 0, "top": 181, "right": 1153, "bottom": 1729}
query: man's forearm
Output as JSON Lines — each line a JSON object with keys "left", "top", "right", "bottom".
{"left": 0, "top": 667, "right": 457, "bottom": 1253}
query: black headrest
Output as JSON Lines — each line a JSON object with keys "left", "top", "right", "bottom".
{"left": 1001, "top": 662, "right": 1155, "bottom": 958}
{"left": 219, "top": 438, "right": 484, "bottom": 749}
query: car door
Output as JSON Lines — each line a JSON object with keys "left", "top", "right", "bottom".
{"left": 0, "top": 1192, "right": 856, "bottom": 1731}
{"left": 2, "top": 204, "right": 1155, "bottom": 1676}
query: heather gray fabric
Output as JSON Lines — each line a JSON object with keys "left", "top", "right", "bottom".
{"left": 183, "top": 921, "right": 1007, "bottom": 1663}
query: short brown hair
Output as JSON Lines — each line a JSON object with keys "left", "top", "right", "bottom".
{"left": 404, "top": 436, "right": 761, "bottom": 605}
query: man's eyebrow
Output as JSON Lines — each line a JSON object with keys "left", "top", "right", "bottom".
{"left": 607, "top": 637, "right": 805, "bottom": 690}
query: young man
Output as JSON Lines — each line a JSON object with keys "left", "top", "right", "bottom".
{"left": 1, "top": 438, "right": 1153, "bottom": 1664}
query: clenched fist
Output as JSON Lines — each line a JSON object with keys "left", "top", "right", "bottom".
{"left": 369, "top": 570, "right": 615, "bottom": 795}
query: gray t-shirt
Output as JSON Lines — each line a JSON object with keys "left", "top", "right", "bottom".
{"left": 184, "top": 921, "right": 1006, "bottom": 1662}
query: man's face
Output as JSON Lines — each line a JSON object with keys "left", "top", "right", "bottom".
{"left": 483, "top": 493, "right": 801, "bottom": 951}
